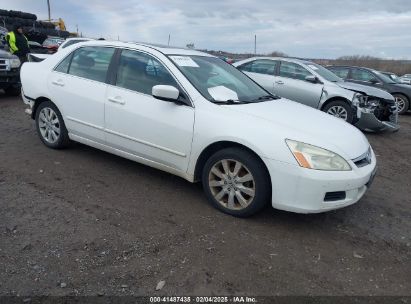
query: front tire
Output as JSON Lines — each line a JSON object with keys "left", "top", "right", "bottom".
{"left": 393, "top": 94, "right": 409, "bottom": 114}
{"left": 323, "top": 100, "right": 354, "bottom": 124}
{"left": 202, "top": 148, "right": 271, "bottom": 217}
{"left": 35, "top": 101, "right": 70, "bottom": 149}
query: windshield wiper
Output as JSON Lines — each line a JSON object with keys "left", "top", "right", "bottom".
{"left": 249, "top": 94, "right": 279, "bottom": 102}
{"left": 213, "top": 99, "right": 252, "bottom": 105}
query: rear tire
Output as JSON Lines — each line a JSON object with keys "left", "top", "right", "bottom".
{"left": 202, "top": 147, "right": 271, "bottom": 217}
{"left": 323, "top": 100, "right": 354, "bottom": 124}
{"left": 35, "top": 101, "right": 70, "bottom": 149}
{"left": 393, "top": 94, "right": 409, "bottom": 114}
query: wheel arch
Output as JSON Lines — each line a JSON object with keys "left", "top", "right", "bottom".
{"left": 31, "top": 96, "right": 53, "bottom": 119}
{"left": 193, "top": 141, "right": 272, "bottom": 188}
{"left": 320, "top": 96, "right": 352, "bottom": 111}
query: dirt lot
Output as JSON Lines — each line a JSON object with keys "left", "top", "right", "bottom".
{"left": 0, "top": 93, "right": 410, "bottom": 297}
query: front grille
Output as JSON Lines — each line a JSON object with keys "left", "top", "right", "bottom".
{"left": 0, "top": 59, "right": 9, "bottom": 71}
{"left": 324, "top": 191, "right": 346, "bottom": 202}
{"left": 352, "top": 148, "right": 372, "bottom": 168}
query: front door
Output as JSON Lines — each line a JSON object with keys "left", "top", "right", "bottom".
{"left": 274, "top": 61, "right": 324, "bottom": 108}
{"left": 105, "top": 49, "right": 195, "bottom": 173}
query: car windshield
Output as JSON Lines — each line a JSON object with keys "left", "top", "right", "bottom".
{"left": 373, "top": 70, "right": 396, "bottom": 84}
{"left": 305, "top": 62, "right": 342, "bottom": 82}
{"left": 168, "top": 55, "right": 276, "bottom": 104}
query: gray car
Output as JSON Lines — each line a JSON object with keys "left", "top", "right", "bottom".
{"left": 234, "top": 57, "right": 398, "bottom": 132}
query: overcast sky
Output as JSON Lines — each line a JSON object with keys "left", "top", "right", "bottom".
{"left": 2, "top": 0, "right": 411, "bottom": 59}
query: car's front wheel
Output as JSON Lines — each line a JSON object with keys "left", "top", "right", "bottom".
{"left": 393, "top": 94, "right": 409, "bottom": 114}
{"left": 35, "top": 101, "right": 70, "bottom": 149}
{"left": 323, "top": 100, "right": 354, "bottom": 124}
{"left": 202, "top": 147, "right": 271, "bottom": 217}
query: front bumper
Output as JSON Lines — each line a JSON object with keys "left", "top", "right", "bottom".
{"left": 354, "top": 101, "right": 399, "bottom": 132}
{"left": 264, "top": 150, "right": 377, "bottom": 213}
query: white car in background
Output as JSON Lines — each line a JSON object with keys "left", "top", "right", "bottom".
{"left": 20, "top": 41, "right": 377, "bottom": 217}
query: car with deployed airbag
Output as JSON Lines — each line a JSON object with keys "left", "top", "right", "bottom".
{"left": 20, "top": 41, "right": 377, "bottom": 217}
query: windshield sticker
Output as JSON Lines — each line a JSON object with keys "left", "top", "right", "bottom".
{"left": 308, "top": 65, "right": 319, "bottom": 70}
{"left": 170, "top": 56, "right": 199, "bottom": 67}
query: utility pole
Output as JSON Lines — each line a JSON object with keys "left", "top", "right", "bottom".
{"left": 47, "top": 0, "right": 51, "bottom": 21}
{"left": 168, "top": 34, "right": 171, "bottom": 46}
{"left": 254, "top": 34, "right": 257, "bottom": 55}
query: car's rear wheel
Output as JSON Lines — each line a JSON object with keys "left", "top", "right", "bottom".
{"left": 323, "top": 100, "right": 354, "bottom": 124}
{"left": 393, "top": 94, "right": 409, "bottom": 114}
{"left": 202, "top": 148, "right": 271, "bottom": 217}
{"left": 35, "top": 101, "right": 70, "bottom": 149}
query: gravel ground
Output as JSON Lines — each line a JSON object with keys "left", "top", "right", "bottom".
{"left": 0, "top": 94, "right": 410, "bottom": 297}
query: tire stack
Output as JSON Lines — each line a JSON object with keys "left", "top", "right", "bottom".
{"left": 0, "top": 9, "right": 70, "bottom": 44}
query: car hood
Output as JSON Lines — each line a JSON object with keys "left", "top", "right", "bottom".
{"left": 0, "top": 49, "right": 18, "bottom": 59}
{"left": 224, "top": 98, "right": 369, "bottom": 160}
{"left": 336, "top": 81, "right": 394, "bottom": 100}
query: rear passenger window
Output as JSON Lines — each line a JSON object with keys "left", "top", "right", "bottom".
{"left": 115, "top": 50, "right": 178, "bottom": 95}
{"left": 238, "top": 60, "right": 278, "bottom": 75}
{"left": 68, "top": 47, "right": 115, "bottom": 83}
{"left": 279, "top": 62, "right": 312, "bottom": 81}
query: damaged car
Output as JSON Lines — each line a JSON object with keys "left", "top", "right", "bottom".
{"left": 234, "top": 58, "right": 398, "bottom": 132}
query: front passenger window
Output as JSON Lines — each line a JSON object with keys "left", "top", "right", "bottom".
{"left": 115, "top": 50, "right": 178, "bottom": 95}
{"left": 279, "top": 62, "right": 312, "bottom": 81}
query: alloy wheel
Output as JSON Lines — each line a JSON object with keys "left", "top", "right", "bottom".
{"left": 395, "top": 96, "right": 406, "bottom": 113}
{"left": 208, "top": 159, "right": 255, "bottom": 210}
{"left": 327, "top": 106, "right": 348, "bottom": 121}
{"left": 38, "top": 107, "right": 61, "bottom": 144}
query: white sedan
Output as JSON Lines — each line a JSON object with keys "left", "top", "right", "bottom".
{"left": 20, "top": 41, "right": 377, "bottom": 217}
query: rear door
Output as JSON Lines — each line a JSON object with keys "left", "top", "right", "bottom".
{"left": 236, "top": 59, "right": 279, "bottom": 94}
{"left": 274, "top": 61, "right": 324, "bottom": 108}
{"left": 48, "top": 46, "right": 115, "bottom": 143}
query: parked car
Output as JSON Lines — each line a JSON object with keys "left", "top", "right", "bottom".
{"left": 42, "top": 37, "right": 65, "bottom": 54}
{"left": 0, "top": 48, "right": 21, "bottom": 95}
{"left": 21, "top": 41, "right": 377, "bottom": 217}
{"left": 28, "top": 41, "right": 49, "bottom": 54}
{"left": 327, "top": 65, "right": 411, "bottom": 114}
{"left": 399, "top": 74, "right": 411, "bottom": 85}
{"left": 234, "top": 57, "right": 398, "bottom": 132}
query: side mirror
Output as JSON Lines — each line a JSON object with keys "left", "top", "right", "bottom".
{"left": 152, "top": 85, "right": 180, "bottom": 102}
{"left": 369, "top": 79, "right": 380, "bottom": 85}
{"left": 305, "top": 75, "right": 318, "bottom": 83}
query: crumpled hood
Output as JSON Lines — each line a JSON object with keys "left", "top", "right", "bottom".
{"left": 336, "top": 81, "right": 394, "bottom": 101}
{"left": 225, "top": 98, "right": 370, "bottom": 160}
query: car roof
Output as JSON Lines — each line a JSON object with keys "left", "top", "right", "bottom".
{"left": 328, "top": 65, "right": 374, "bottom": 71}
{"left": 77, "top": 40, "right": 214, "bottom": 57}
{"left": 236, "top": 56, "right": 318, "bottom": 66}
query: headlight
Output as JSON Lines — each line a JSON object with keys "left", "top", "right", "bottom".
{"left": 10, "top": 58, "right": 21, "bottom": 68}
{"left": 353, "top": 93, "right": 379, "bottom": 108}
{"left": 286, "top": 139, "right": 351, "bottom": 171}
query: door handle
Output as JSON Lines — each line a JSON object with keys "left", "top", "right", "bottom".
{"left": 52, "top": 80, "right": 65, "bottom": 87}
{"left": 108, "top": 96, "right": 125, "bottom": 105}
{"left": 275, "top": 80, "right": 284, "bottom": 85}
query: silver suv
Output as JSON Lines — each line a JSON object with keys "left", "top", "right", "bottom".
{"left": 234, "top": 57, "right": 398, "bottom": 132}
